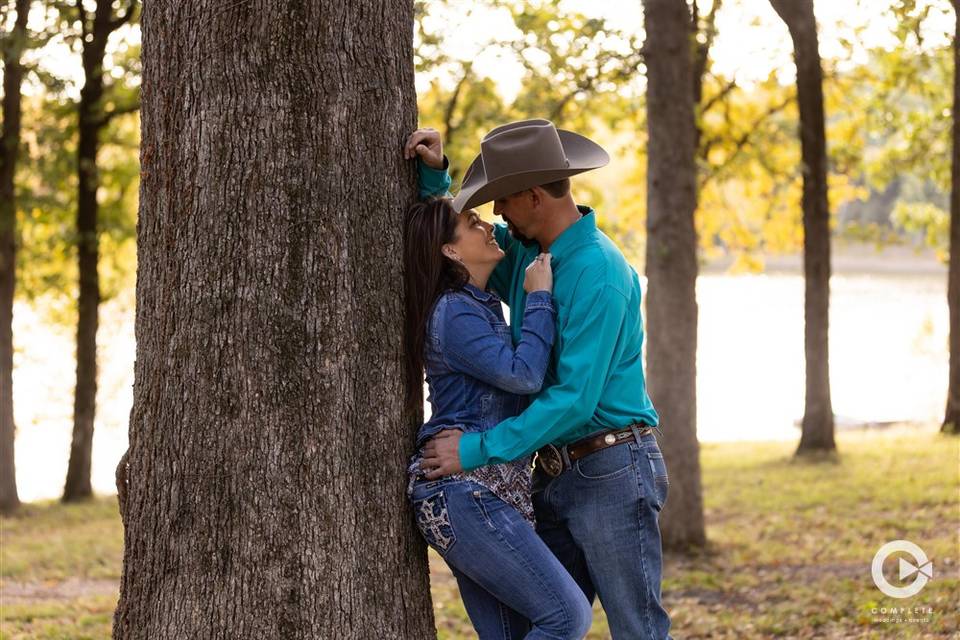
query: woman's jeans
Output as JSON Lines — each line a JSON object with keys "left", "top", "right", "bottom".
{"left": 411, "top": 479, "right": 592, "bottom": 640}
{"left": 532, "top": 430, "right": 672, "bottom": 640}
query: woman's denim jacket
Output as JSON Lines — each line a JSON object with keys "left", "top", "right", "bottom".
{"left": 414, "top": 283, "right": 556, "bottom": 449}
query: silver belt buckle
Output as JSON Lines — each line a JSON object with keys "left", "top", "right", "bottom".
{"left": 535, "top": 444, "right": 564, "bottom": 477}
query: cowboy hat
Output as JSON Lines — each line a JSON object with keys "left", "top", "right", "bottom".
{"left": 451, "top": 119, "right": 609, "bottom": 213}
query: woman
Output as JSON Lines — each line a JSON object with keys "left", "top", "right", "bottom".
{"left": 403, "top": 196, "right": 592, "bottom": 636}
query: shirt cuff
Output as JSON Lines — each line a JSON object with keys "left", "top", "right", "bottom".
{"left": 458, "top": 431, "right": 486, "bottom": 471}
{"left": 524, "top": 290, "right": 555, "bottom": 311}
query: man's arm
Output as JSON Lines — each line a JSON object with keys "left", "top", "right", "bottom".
{"left": 418, "top": 156, "right": 451, "bottom": 199}
{"left": 406, "top": 127, "right": 451, "bottom": 198}
{"left": 458, "top": 279, "right": 629, "bottom": 470}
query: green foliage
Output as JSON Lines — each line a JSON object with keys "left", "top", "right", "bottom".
{"left": 415, "top": 0, "right": 642, "bottom": 187}
{"left": 14, "top": 2, "right": 141, "bottom": 325}
{"left": 892, "top": 200, "right": 950, "bottom": 257}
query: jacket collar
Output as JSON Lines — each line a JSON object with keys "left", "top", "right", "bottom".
{"left": 462, "top": 282, "right": 499, "bottom": 303}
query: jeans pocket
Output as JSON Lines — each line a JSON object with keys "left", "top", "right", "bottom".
{"left": 412, "top": 490, "right": 457, "bottom": 553}
{"left": 646, "top": 449, "right": 669, "bottom": 511}
{"left": 574, "top": 444, "right": 633, "bottom": 480}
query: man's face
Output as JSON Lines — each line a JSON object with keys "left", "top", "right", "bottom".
{"left": 493, "top": 191, "right": 538, "bottom": 247}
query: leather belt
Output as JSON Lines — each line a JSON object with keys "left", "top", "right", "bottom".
{"left": 533, "top": 424, "right": 655, "bottom": 478}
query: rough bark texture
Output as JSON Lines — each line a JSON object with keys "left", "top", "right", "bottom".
{"left": 641, "top": 0, "right": 706, "bottom": 549}
{"left": 113, "top": 2, "right": 435, "bottom": 638}
{"left": 769, "top": 0, "right": 835, "bottom": 453}
{"left": 945, "top": 1, "right": 960, "bottom": 435}
{"left": 63, "top": 0, "right": 137, "bottom": 501}
{"left": 0, "top": 0, "right": 31, "bottom": 513}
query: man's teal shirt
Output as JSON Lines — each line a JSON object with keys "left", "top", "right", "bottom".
{"left": 418, "top": 161, "right": 659, "bottom": 470}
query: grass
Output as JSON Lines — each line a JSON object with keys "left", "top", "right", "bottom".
{"left": 2, "top": 425, "right": 957, "bottom": 639}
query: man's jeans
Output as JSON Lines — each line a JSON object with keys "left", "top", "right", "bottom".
{"left": 411, "top": 479, "right": 592, "bottom": 640}
{"left": 532, "top": 430, "right": 672, "bottom": 640}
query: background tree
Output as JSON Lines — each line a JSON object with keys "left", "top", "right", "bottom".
{"left": 112, "top": 1, "right": 435, "bottom": 638}
{"left": 769, "top": 0, "right": 836, "bottom": 454}
{"left": 0, "top": 0, "right": 32, "bottom": 513}
{"left": 62, "top": 0, "right": 140, "bottom": 502}
{"left": 641, "top": 0, "right": 705, "bottom": 549}
{"left": 946, "top": 0, "right": 959, "bottom": 434}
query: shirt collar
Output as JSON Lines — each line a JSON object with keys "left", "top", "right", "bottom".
{"left": 463, "top": 282, "right": 499, "bottom": 303}
{"left": 547, "top": 205, "right": 596, "bottom": 262}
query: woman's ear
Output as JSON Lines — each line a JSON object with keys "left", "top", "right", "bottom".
{"left": 442, "top": 244, "right": 461, "bottom": 262}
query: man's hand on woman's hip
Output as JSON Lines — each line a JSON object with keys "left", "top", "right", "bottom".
{"left": 422, "top": 429, "right": 464, "bottom": 479}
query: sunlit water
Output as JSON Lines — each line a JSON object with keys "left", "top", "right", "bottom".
{"left": 12, "top": 268, "right": 949, "bottom": 501}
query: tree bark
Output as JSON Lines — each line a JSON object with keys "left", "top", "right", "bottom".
{"left": 0, "top": 0, "right": 31, "bottom": 513}
{"left": 113, "top": 2, "right": 435, "bottom": 638}
{"left": 944, "top": 1, "right": 960, "bottom": 435}
{"left": 769, "top": 0, "right": 835, "bottom": 453}
{"left": 63, "top": 0, "right": 137, "bottom": 501}
{"left": 641, "top": 0, "right": 706, "bottom": 549}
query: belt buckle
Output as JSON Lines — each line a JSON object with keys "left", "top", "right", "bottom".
{"left": 535, "top": 444, "right": 564, "bottom": 477}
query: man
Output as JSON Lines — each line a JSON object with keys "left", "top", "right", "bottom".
{"left": 408, "top": 119, "right": 671, "bottom": 640}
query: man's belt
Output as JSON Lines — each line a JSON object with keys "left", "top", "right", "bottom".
{"left": 534, "top": 424, "right": 655, "bottom": 478}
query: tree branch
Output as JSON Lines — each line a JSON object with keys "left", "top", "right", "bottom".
{"left": 108, "top": 0, "right": 138, "bottom": 31}
{"left": 700, "top": 93, "right": 795, "bottom": 186}
{"left": 96, "top": 100, "right": 140, "bottom": 127}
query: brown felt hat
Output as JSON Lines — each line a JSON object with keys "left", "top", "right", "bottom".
{"left": 451, "top": 119, "right": 609, "bottom": 213}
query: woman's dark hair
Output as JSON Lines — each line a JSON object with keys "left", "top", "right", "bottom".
{"left": 403, "top": 197, "right": 470, "bottom": 412}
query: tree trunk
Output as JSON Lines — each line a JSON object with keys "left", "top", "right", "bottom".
{"left": 944, "top": 1, "right": 960, "bottom": 435}
{"left": 63, "top": 0, "right": 136, "bottom": 501}
{"left": 641, "top": 0, "right": 706, "bottom": 550}
{"left": 0, "top": 0, "right": 31, "bottom": 513}
{"left": 113, "top": 2, "right": 435, "bottom": 638}
{"left": 769, "top": 0, "right": 835, "bottom": 454}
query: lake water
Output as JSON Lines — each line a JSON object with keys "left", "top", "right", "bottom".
{"left": 12, "top": 263, "right": 950, "bottom": 501}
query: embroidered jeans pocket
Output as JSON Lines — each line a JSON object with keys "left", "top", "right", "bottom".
{"left": 413, "top": 491, "right": 456, "bottom": 553}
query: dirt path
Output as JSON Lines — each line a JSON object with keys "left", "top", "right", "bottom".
{"left": 1, "top": 577, "right": 119, "bottom": 603}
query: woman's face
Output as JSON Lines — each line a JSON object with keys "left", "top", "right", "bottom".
{"left": 445, "top": 209, "right": 504, "bottom": 269}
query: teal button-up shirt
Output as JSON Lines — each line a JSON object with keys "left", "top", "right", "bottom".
{"left": 417, "top": 161, "right": 659, "bottom": 471}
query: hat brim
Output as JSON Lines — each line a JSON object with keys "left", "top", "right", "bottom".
{"left": 451, "top": 129, "right": 609, "bottom": 213}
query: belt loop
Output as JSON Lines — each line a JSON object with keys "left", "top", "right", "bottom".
{"left": 629, "top": 423, "right": 644, "bottom": 444}
{"left": 560, "top": 444, "right": 572, "bottom": 470}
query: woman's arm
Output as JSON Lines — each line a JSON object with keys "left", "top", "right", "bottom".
{"left": 435, "top": 291, "right": 556, "bottom": 395}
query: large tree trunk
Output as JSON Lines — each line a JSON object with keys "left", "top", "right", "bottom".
{"left": 945, "top": 1, "right": 960, "bottom": 435}
{"left": 63, "top": 0, "right": 136, "bottom": 501}
{"left": 769, "top": 0, "right": 835, "bottom": 454}
{"left": 0, "top": 0, "right": 31, "bottom": 513}
{"left": 112, "top": 2, "right": 435, "bottom": 638}
{"left": 641, "top": 0, "right": 705, "bottom": 550}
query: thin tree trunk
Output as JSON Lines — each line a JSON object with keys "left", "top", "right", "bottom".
{"left": 113, "top": 2, "right": 435, "bottom": 637}
{"left": 63, "top": 0, "right": 136, "bottom": 501}
{"left": 769, "top": 0, "right": 835, "bottom": 454}
{"left": 641, "top": 0, "right": 705, "bottom": 549}
{"left": 944, "top": 1, "right": 960, "bottom": 435}
{"left": 0, "top": 0, "right": 31, "bottom": 513}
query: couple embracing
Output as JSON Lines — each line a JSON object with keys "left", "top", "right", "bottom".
{"left": 402, "top": 119, "right": 672, "bottom": 640}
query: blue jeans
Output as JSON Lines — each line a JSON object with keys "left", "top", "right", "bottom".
{"left": 532, "top": 430, "right": 672, "bottom": 640}
{"left": 411, "top": 478, "right": 592, "bottom": 639}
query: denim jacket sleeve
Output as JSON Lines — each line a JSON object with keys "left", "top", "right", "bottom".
{"left": 436, "top": 290, "right": 556, "bottom": 395}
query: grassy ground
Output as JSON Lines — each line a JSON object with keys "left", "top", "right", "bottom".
{"left": 2, "top": 425, "right": 957, "bottom": 639}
